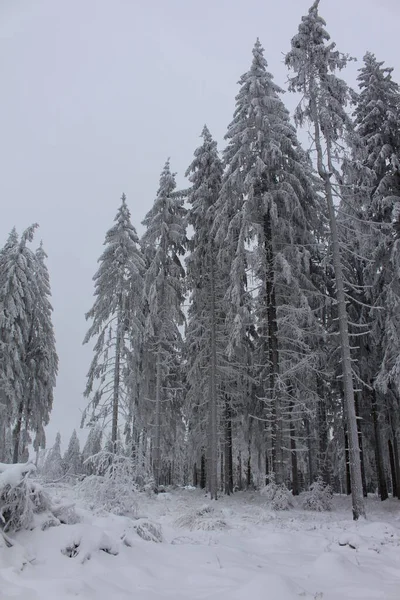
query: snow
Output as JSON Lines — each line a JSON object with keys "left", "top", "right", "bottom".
{"left": 0, "top": 462, "right": 36, "bottom": 489}
{"left": 1, "top": 485, "right": 400, "bottom": 600}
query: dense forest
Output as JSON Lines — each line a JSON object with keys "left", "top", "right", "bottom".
{"left": 2, "top": 1, "right": 400, "bottom": 522}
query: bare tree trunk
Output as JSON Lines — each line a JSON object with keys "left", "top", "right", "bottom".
{"left": 224, "top": 397, "right": 233, "bottom": 495}
{"left": 12, "top": 400, "right": 24, "bottom": 464}
{"left": 111, "top": 311, "right": 122, "bottom": 453}
{"left": 208, "top": 244, "right": 218, "bottom": 499}
{"left": 200, "top": 453, "right": 206, "bottom": 489}
{"left": 371, "top": 389, "right": 388, "bottom": 500}
{"left": 311, "top": 101, "right": 365, "bottom": 519}
{"left": 246, "top": 441, "right": 252, "bottom": 488}
{"left": 264, "top": 212, "right": 282, "bottom": 483}
{"left": 388, "top": 439, "right": 397, "bottom": 497}
{"left": 317, "top": 378, "right": 330, "bottom": 485}
{"left": 392, "top": 432, "right": 400, "bottom": 499}
{"left": 153, "top": 344, "right": 162, "bottom": 489}
{"left": 237, "top": 451, "right": 242, "bottom": 491}
{"left": 344, "top": 428, "right": 351, "bottom": 496}
{"left": 355, "top": 394, "right": 368, "bottom": 497}
{"left": 289, "top": 402, "right": 299, "bottom": 496}
{"left": 305, "top": 417, "right": 313, "bottom": 486}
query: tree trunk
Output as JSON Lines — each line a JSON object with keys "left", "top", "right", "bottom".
{"left": 264, "top": 211, "right": 282, "bottom": 483}
{"left": 371, "top": 389, "right": 388, "bottom": 500}
{"left": 246, "top": 441, "right": 252, "bottom": 488}
{"left": 388, "top": 439, "right": 397, "bottom": 497}
{"left": 193, "top": 463, "right": 198, "bottom": 487}
{"left": 355, "top": 394, "right": 368, "bottom": 497}
{"left": 153, "top": 343, "right": 162, "bottom": 489}
{"left": 224, "top": 397, "right": 233, "bottom": 495}
{"left": 311, "top": 100, "right": 365, "bottom": 519}
{"left": 237, "top": 451, "right": 242, "bottom": 491}
{"left": 392, "top": 432, "right": 400, "bottom": 499}
{"left": 344, "top": 428, "right": 351, "bottom": 496}
{"left": 111, "top": 311, "right": 122, "bottom": 453}
{"left": 208, "top": 244, "right": 219, "bottom": 499}
{"left": 12, "top": 400, "right": 24, "bottom": 464}
{"left": 200, "top": 454, "right": 206, "bottom": 489}
{"left": 305, "top": 418, "right": 314, "bottom": 486}
{"left": 317, "top": 378, "right": 330, "bottom": 485}
{"left": 289, "top": 402, "right": 299, "bottom": 496}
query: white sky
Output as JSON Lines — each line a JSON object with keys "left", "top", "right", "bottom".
{"left": 0, "top": 0, "right": 399, "bottom": 450}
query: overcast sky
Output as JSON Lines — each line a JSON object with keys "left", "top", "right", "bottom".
{"left": 0, "top": 0, "right": 399, "bottom": 450}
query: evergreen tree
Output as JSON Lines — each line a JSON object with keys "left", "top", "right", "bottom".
{"left": 344, "top": 52, "right": 400, "bottom": 499}
{"left": 141, "top": 160, "right": 186, "bottom": 488}
{"left": 185, "top": 126, "right": 224, "bottom": 499}
{"left": 83, "top": 194, "right": 145, "bottom": 452}
{"left": 286, "top": 0, "right": 366, "bottom": 519}
{"left": 214, "top": 39, "right": 322, "bottom": 485}
{"left": 0, "top": 226, "right": 57, "bottom": 462}
{"left": 43, "top": 432, "right": 63, "bottom": 480}
{"left": 82, "top": 423, "right": 103, "bottom": 474}
{"left": 63, "top": 429, "right": 82, "bottom": 475}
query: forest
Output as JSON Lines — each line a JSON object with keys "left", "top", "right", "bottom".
{"left": 1, "top": 0, "right": 400, "bottom": 538}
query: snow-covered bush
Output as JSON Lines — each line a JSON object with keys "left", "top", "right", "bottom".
{"left": 122, "top": 519, "right": 163, "bottom": 544}
{"left": 175, "top": 504, "right": 228, "bottom": 531}
{"left": 79, "top": 451, "right": 138, "bottom": 516}
{"left": 0, "top": 462, "right": 51, "bottom": 531}
{"left": 300, "top": 477, "right": 333, "bottom": 512}
{"left": 260, "top": 479, "right": 293, "bottom": 511}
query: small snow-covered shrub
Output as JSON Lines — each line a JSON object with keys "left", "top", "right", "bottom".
{"left": 300, "top": 477, "right": 333, "bottom": 512}
{"left": 175, "top": 504, "right": 228, "bottom": 531}
{"left": 52, "top": 502, "right": 81, "bottom": 525}
{"left": 122, "top": 519, "right": 163, "bottom": 544}
{"left": 61, "top": 525, "right": 119, "bottom": 563}
{"left": 79, "top": 452, "right": 138, "bottom": 516}
{"left": 260, "top": 479, "right": 293, "bottom": 511}
{"left": 0, "top": 462, "right": 51, "bottom": 531}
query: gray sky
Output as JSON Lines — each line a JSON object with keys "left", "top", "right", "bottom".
{"left": 0, "top": 0, "right": 399, "bottom": 450}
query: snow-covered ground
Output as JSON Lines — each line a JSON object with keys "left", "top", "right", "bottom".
{"left": 1, "top": 484, "right": 400, "bottom": 599}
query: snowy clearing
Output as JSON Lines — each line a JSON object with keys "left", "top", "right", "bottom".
{"left": 1, "top": 485, "right": 399, "bottom": 600}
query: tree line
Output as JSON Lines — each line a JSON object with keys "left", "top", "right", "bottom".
{"left": 1, "top": 1, "right": 400, "bottom": 520}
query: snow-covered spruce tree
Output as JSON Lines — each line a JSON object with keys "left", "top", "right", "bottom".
{"left": 83, "top": 194, "right": 145, "bottom": 453}
{"left": 25, "top": 242, "right": 58, "bottom": 454}
{"left": 185, "top": 126, "right": 224, "bottom": 499}
{"left": 286, "top": 0, "right": 366, "bottom": 518}
{"left": 0, "top": 226, "right": 57, "bottom": 463}
{"left": 141, "top": 160, "right": 186, "bottom": 489}
{"left": 348, "top": 52, "right": 400, "bottom": 498}
{"left": 63, "top": 429, "right": 82, "bottom": 476}
{"left": 81, "top": 423, "right": 103, "bottom": 475}
{"left": 214, "top": 39, "right": 323, "bottom": 486}
{"left": 42, "top": 431, "right": 63, "bottom": 480}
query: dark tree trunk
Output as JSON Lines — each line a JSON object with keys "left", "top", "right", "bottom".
{"left": 344, "top": 428, "right": 351, "bottom": 496}
{"left": 289, "top": 403, "right": 299, "bottom": 496}
{"left": 224, "top": 398, "right": 233, "bottom": 495}
{"left": 237, "top": 451, "right": 242, "bottom": 491}
{"left": 263, "top": 211, "right": 281, "bottom": 483}
{"left": 317, "top": 377, "right": 330, "bottom": 485}
{"left": 200, "top": 454, "right": 206, "bottom": 489}
{"left": 305, "top": 418, "right": 313, "bottom": 486}
{"left": 388, "top": 439, "right": 397, "bottom": 497}
{"left": 220, "top": 451, "right": 224, "bottom": 493}
{"left": 246, "top": 441, "right": 252, "bottom": 488}
{"left": 371, "top": 389, "right": 388, "bottom": 500}
{"left": 12, "top": 400, "right": 24, "bottom": 464}
{"left": 355, "top": 394, "right": 368, "bottom": 498}
{"left": 265, "top": 450, "right": 269, "bottom": 486}
{"left": 392, "top": 433, "right": 400, "bottom": 499}
{"left": 193, "top": 463, "right": 198, "bottom": 487}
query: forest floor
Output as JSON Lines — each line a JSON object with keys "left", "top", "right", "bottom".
{"left": 1, "top": 484, "right": 400, "bottom": 599}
